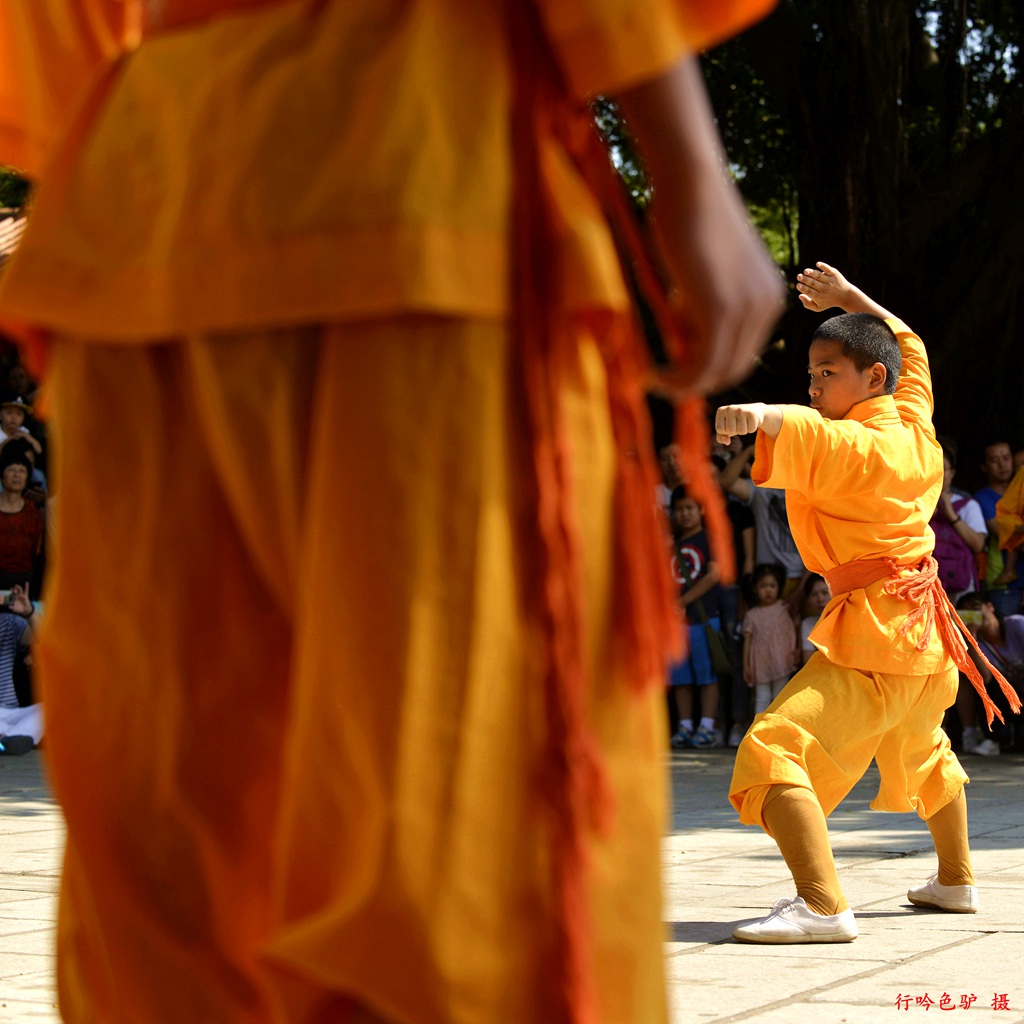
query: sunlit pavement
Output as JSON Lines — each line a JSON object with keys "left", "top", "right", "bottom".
{"left": 666, "top": 749, "right": 1024, "bottom": 1022}
{"left": 2, "top": 747, "right": 1022, "bottom": 1022}
{"left": 0, "top": 750, "right": 61, "bottom": 1022}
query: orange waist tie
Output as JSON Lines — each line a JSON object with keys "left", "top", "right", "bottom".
{"left": 823, "top": 556, "right": 1021, "bottom": 728}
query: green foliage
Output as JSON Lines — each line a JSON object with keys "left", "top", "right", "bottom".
{"left": 0, "top": 167, "right": 29, "bottom": 209}
{"left": 699, "top": 0, "right": 1024, "bottom": 472}
{"left": 592, "top": 96, "right": 791, "bottom": 265}
{"left": 591, "top": 97, "right": 652, "bottom": 210}
{"left": 747, "top": 202, "right": 798, "bottom": 269}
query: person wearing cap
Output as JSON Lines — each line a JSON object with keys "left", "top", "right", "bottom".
{"left": 0, "top": 395, "right": 41, "bottom": 456}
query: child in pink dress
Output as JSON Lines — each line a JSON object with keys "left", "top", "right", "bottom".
{"left": 743, "top": 563, "right": 799, "bottom": 714}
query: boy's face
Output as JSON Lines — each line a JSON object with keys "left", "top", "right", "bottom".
{"left": 0, "top": 407, "right": 24, "bottom": 433}
{"left": 982, "top": 443, "right": 1013, "bottom": 487}
{"left": 807, "top": 339, "right": 886, "bottom": 420}
{"left": 671, "top": 496, "right": 702, "bottom": 534}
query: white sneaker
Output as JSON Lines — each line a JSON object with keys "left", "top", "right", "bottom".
{"left": 732, "top": 897, "right": 858, "bottom": 944}
{"left": 908, "top": 873, "right": 978, "bottom": 913}
{"left": 971, "top": 738, "right": 1001, "bottom": 757}
{"left": 961, "top": 726, "right": 981, "bottom": 752}
{"left": 727, "top": 724, "right": 745, "bottom": 747}
{"left": 961, "top": 727, "right": 1000, "bottom": 755}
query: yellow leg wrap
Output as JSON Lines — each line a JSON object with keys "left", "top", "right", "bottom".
{"left": 926, "top": 788, "right": 974, "bottom": 887}
{"left": 762, "top": 785, "right": 849, "bottom": 916}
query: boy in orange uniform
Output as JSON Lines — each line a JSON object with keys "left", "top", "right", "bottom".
{"left": 716, "top": 263, "right": 1019, "bottom": 944}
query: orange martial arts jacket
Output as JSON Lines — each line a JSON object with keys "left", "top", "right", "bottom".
{"left": 751, "top": 318, "right": 952, "bottom": 676}
{"left": 0, "top": 0, "right": 772, "bottom": 340}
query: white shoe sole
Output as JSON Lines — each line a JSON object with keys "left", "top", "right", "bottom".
{"left": 907, "top": 893, "right": 977, "bottom": 914}
{"left": 732, "top": 928, "right": 857, "bottom": 944}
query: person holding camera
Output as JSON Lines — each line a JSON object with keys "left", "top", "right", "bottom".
{"left": 954, "top": 593, "right": 1024, "bottom": 756}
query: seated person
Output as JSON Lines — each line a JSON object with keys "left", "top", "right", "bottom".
{"left": 954, "top": 592, "right": 1024, "bottom": 756}
{"left": 931, "top": 437, "right": 985, "bottom": 601}
{"left": 0, "top": 583, "right": 42, "bottom": 754}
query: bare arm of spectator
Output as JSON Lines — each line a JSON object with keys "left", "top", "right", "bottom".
{"left": 0, "top": 432, "right": 42, "bottom": 456}
{"left": 717, "top": 444, "right": 756, "bottom": 502}
{"left": 679, "top": 560, "right": 720, "bottom": 610}
{"left": 938, "top": 491, "right": 986, "bottom": 555}
{"left": 740, "top": 523, "right": 755, "bottom": 577}
{"left": 785, "top": 568, "right": 812, "bottom": 618}
{"left": 8, "top": 583, "right": 37, "bottom": 645}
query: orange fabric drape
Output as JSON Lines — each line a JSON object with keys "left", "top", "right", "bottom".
{"left": 824, "top": 556, "right": 1021, "bottom": 728}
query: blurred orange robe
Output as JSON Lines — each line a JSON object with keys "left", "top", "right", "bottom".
{"left": 0, "top": 2, "right": 773, "bottom": 1023}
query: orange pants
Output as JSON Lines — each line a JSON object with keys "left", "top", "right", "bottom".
{"left": 40, "top": 319, "right": 667, "bottom": 1024}
{"left": 729, "top": 651, "right": 967, "bottom": 831}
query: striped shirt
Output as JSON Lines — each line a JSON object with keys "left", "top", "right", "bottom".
{"left": 0, "top": 612, "right": 28, "bottom": 708}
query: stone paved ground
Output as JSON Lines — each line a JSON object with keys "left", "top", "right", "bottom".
{"left": 2, "top": 747, "right": 1022, "bottom": 1022}
{"left": 0, "top": 749, "right": 61, "bottom": 1022}
{"left": 666, "top": 749, "right": 1024, "bottom": 1023}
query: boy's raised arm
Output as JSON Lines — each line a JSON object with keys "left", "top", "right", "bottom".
{"left": 797, "top": 262, "right": 933, "bottom": 428}
{"left": 795, "top": 262, "right": 894, "bottom": 319}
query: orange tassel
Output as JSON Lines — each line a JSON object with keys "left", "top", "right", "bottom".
{"left": 825, "top": 556, "right": 1021, "bottom": 729}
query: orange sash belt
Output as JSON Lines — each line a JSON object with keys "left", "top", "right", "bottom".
{"left": 823, "top": 556, "right": 1021, "bottom": 727}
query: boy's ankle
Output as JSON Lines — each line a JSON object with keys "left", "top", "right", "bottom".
{"left": 798, "top": 891, "right": 849, "bottom": 917}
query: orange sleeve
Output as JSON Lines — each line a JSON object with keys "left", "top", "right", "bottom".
{"left": 0, "top": 0, "right": 131, "bottom": 175}
{"left": 537, "top": 0, "right": 776, "bottom": 98}
{"left": 888, "top": 317, "right": 935, "bottom": 434}
{"left": 996, "top": 466, "right": 1024, "bottom": 552}
{"left": 751, "top": 406, "right": 876, "bottom": 499}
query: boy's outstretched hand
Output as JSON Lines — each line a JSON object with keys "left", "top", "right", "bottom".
{"left": 715, "top": 402, "right": 782, "bottom": 444}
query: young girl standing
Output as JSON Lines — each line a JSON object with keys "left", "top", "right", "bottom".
{"left": 743, "top": 563, "right": 798, "bottom": 714}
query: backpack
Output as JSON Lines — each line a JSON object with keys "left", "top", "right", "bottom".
{"left": 931, "top": 496, "right": 978, "bottom": 594}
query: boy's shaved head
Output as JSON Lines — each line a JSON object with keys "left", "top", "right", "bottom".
{"left": 812, "top": 313, "right": 901, "bottom": 396}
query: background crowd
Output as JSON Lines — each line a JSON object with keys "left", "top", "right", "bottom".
{"left": 662, "top": 425, "right": 1024, "bottom": 758}
{"left": 0, "top": 335, "right": 45, "bottom": 746}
